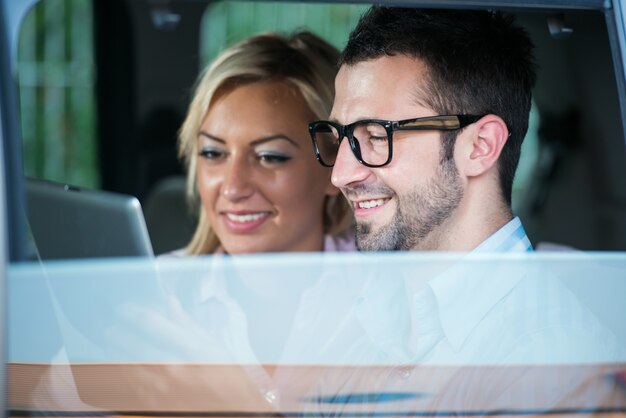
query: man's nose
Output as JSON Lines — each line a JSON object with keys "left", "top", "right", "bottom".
{"left": 331, "top": 138, "right": 371, "bottom": 189}
{"left": 221, "top": 159, "right": 255, "bottom": 201}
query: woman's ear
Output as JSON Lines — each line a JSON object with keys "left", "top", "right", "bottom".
{"left": 459, "top": 115, "right": 509, "bottom": 178}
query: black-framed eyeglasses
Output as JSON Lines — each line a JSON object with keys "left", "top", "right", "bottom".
{"left": 309, "top": 115, "right": 484, "bottom": 168}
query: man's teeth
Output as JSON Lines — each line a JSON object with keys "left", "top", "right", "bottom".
{"left": 226, "top": 212, "right": 267, "bottom": 223}
{"left": 358, "top": 199, "right": 385, "bottom": 209}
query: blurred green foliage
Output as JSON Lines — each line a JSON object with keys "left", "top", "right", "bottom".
{"left": 18, "top": 0, "right": 98, "bottom": 188}
{"left": 201, "top": 1, "right": 367, "bottom": 66}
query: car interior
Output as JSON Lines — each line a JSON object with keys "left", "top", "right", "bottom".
{"left": 11, "top": 0, "right": 626, "bottom": 259}
{"left": 3, "top": 1, "right": 626, "bottom": 416}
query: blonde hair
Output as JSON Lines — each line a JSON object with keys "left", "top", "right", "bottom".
{"left": 178, "top": 31, "right": 352, "bottom": 254}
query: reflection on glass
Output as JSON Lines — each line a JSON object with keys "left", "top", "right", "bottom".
{"left": 7, "top": 253, "right": 626, "bottom": 416}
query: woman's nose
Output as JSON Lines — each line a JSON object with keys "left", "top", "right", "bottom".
{"left": 221, "top": 159, "right": 255, "bottom": 201}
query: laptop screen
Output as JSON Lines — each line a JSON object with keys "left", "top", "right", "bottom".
{"left": 25, "top": 178, "right": 154, "bottom": 259}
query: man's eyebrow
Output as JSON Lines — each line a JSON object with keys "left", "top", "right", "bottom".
{"left": 328, "top": 116, "right": 381, "bottom": 124}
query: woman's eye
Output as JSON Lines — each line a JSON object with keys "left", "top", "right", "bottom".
{"left": 199, "top": 148, "right": 226, "bottom": 160}
{"left": 257, "top": 153, "right": 292, "bottom": 164}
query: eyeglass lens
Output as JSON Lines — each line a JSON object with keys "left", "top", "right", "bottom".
{"left": 314, "top": 122, "right": 390, "bottom": 166}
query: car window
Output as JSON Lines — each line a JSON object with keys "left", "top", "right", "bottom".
{"left": 3, "top": 0, "right": 626, "bottom": 416}
{"left": 6, "top": 253, "right": 626, "bottom": 415}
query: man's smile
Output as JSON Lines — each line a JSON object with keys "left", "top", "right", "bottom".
{"left": 350, "top": 196, "right": 392, "bottom": 218}
{"left": 356, "top": 198, "right": 389, "bottom": 209}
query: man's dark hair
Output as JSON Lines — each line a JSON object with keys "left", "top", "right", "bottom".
{"left": 340, "top": 7, "right": 537, "bottom": 205}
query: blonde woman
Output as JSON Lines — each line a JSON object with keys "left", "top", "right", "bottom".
{"left": 177, "top": 31, "right": 354, "bottom": 254}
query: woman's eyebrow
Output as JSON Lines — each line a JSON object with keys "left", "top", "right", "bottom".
{"left": 198, "top": 131, "right": 225, "bottom": 143}
{"left": 198, "top": 132, "right": 299, "bottom": 148}
{"left": 251, "top": 135, "right": 300, "bottom": 148}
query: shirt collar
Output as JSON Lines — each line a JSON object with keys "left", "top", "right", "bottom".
{"left": 429, "top": 217, "right": 533, "bottom": 352}
{"left": 473, "top": 216, "right": 533, "bottom": 252}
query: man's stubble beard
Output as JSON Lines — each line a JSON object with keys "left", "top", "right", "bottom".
{"left": 355, "top": 159, "right": 464, "bottom": 251}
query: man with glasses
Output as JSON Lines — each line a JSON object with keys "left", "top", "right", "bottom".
{"left": 305, "top": 7, "right": 622, "bottom": 409}
{"left": 310, "top": 7, "right": 535, "bottom": 252}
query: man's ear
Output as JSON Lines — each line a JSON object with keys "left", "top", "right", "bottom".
{"left": 459, "top": 115, "right": 509, "bottom": 177}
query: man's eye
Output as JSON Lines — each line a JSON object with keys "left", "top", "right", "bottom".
{"left": 199, "top": 149, "right": 225, "bottom": 160}
{"left": 368, "top": 134, "right": 388, "bottom": 142}
{"left": 258, "top": 153, "right": 292, "bottom": 164}
{"left": 355, "top": 123, "right": 388, "bottom": 142}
